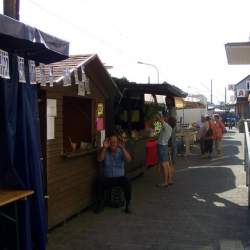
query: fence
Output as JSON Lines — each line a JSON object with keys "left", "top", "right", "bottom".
{"left": 244, "top": 120, "right": 250, "bottom": 208}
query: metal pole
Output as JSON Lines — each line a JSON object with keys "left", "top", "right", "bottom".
{"left": 210, "top": 79, "right": 213, "bottom": 104}
{"left": 225, "top": 87, "right": 227, "bottom": 110}
{"left": 4, "top": 0, "right": 20, "bottom": 20}
{"left": 137, "top": 61, "right": 160, "bottom": 84}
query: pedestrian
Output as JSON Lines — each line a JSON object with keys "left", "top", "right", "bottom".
{"left": 198, "top": 115, "right": 208, "bottom": 157}
{"left": 168, "top": 116, "right": 177, "bottom": 182}
{"left": 213, "top": 114, "right": 225, "bottom": 155}
{"left": 204, "top": 116, "right": 214, "bottom": 158}
{"left": 156, "top": 112, "right": 173, "bottom": 187}
{"left": 94, "top": 134, "right": 132, "bottom": 213}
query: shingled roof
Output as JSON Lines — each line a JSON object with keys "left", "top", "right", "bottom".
{"left": 36, "top": 54, "right": 121, "bottom": 97}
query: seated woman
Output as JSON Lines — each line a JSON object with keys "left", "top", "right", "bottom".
{"left": 94, "top": 134, "right": 132, "bottom": 213}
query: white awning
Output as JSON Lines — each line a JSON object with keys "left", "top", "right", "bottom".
{"left": 225, "top": 42, "right": 250, "bottom": 65}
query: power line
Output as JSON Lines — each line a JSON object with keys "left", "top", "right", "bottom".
{"left": 199, "top": 82, "right": 222, "bottom": 102}
{"left": 26, "top": 0, "right": 137, "bottom": 61}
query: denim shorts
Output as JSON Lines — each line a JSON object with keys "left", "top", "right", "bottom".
{"left": 157, "top": 144, "right": 169, "bottom": 163}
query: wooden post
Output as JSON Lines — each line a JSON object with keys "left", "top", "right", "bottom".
{"left": 4, "top": 0, "right": 20, "bottom": 20}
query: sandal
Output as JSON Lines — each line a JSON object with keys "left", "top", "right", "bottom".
{"left": 156, "top": 183, "right": 168, "bottom": 187}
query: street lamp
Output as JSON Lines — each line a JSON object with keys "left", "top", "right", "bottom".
{"left": 137, "top": 61, "right": 160, "bottom": 84}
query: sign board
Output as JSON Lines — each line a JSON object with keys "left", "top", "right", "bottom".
{"left": 236, "top": 89, "right": 246, "bottom": 98}
{"left": 47, "top": 99, "right": 57, "bottom": 117}
{"left": 174, "top": 97, "right": 185, "bottom": 109}
{"left": 96, "top": 103, "right": 104, "bottom": 117}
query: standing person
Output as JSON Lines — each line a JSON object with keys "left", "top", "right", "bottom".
{"left": 213, "top": 114, "right": 225, "bottom": 155}
{"left": 95, "top": 134, "right": 132, "bottom": 213}
{"left": 204, "top": 116, "right": 214, "bottom": 158}
{"left": 156, "top": 113, "right": 173, "bottom": 187}
{"left": 168, "top": 116, "right": 177, "bottom": 182}
{"left": 198, "top": 116, "right": 208, "bottom": 157}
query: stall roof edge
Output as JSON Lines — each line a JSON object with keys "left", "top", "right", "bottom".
{"left": 113, "top": 78, "right": 187, "bottom": 97}
{"left": 0, "top": 14, "right": 69, "bottom": 63}
{"left": 36, "top": 54, "right": 121, "bottom": 97}
{"left": 234, "top": 74, "right": 250, "bottom": 86}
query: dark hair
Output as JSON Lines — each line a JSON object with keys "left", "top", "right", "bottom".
{"left": 168, "top": 116, "right": 177, "bottom": 128}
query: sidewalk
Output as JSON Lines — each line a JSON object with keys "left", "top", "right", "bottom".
{"left": 47, "top": 131, "right": 250, "bottom": 250}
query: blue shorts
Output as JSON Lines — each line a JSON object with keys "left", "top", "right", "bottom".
{"left": 157, "top": 144, "right": 169, "bottom": 163}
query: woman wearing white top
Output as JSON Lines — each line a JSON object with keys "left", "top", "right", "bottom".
{"left": 156, "top": 113, "right": 172, "bottom": 187}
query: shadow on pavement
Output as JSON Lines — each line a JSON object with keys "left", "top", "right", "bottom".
{"left": 46, "top": 133, "right": 250, "bottom": 250}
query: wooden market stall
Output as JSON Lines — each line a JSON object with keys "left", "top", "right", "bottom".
{"left": 36, "top": 54, "right": 120, "bottom": 228}
{"left": 113, "top": 78, "right": 187, "bottom": 176}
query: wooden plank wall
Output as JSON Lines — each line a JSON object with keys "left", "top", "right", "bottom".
{"left": 45, "top": 84, "right": 103, "bottom": 228}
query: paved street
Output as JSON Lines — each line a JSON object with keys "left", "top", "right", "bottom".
{"left": 47, "top": 131, "right": 250, "bottom": 250}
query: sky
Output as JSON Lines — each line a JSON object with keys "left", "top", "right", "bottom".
{"left": 1, "top": 0, "right": 250, "bottom": 104}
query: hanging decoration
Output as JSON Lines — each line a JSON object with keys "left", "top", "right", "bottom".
{"left": 48, "top": 65, "right": 54, "bottom": 87}
{"left": 84, "top": 76, "right": 91, "bottom": 95}
{"left": 29, "top": 60, "right": 36, "bottom": 84}
{"left": 74, "top": 69, "right": 79, "bottom": 85}
{"left": 81, "top": 64, "right": 85, "bottom": 77}
{"left": 39, "top": 63, "right": 46, "bottom": 86}
{"left": 0, "top": 49, "right": 10, "bottom": 79}
{"left": 17, "top": 56, "right": 26, "bottom": 83}
{"left": 81, "top": 64, "right": 91, "bottom": 94}
{"left": 78, "top": 64, "right": 86, "bottom": 96}
{"left": 78, "top": 80, "right": 86, "bottom": 96}
{"left": 63, "top": 67, "right": 71, "bottom": 86}
{"left": 0, "top": 58, "right": 93, "bottom": 89}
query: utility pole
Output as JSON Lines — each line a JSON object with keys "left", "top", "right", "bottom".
{"left": 148, "top": 76, "right": 150, "bottom": 84}
{"left": 4, "top": 0, "right": 20, "bottom": 20}
{"left": 225, "top": 87, "right": 227, "bottom": 105}
{"left": 210, "top": 79, "right": 213, "bottom": 104}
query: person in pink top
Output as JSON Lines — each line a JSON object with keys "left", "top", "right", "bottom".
{"left": 213, "top": 114, "right": 225, "bottom": 155}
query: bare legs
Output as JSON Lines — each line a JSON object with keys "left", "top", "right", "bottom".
{"left": 158, "top": 161, "right": 172, "bottom": 186}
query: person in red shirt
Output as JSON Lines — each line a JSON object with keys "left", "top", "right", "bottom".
{"left": 213, "top": 114, "right": 225, "bottom": 155}
{"left": 204, "top": 116, "right": 214, "bottom": 158}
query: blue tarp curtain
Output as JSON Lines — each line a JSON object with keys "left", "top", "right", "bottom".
{"left": 0, "top": 52, "right": 47, "bottom": 250}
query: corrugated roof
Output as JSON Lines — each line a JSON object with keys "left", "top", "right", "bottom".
{"left": 114, "top": 79, "right": 187, "bottom": 98}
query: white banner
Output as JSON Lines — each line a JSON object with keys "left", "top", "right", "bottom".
{"left": 63, "top": 67, "right": 71, "bottom": 86}
{"left": 29, "top": 60, "right": 36, "bottom": 84}
{"left": 17, "top": 56, "right": 26, "bottom": 83}
{"left": 0, "top": 49, "right": 10, "bottom": 79}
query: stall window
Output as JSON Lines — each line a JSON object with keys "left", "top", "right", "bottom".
{"left": 63, "top": 96, "right": 92, "bottom": 152}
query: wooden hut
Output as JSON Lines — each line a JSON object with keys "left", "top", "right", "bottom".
{"left": 36, "top": 54, "right": 120, "bottom": 228}
{"left": 113, "top": 78, "right": 187, "bottom": 177}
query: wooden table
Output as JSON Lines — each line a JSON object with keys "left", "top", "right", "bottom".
{"left": 0, "top": 189, "right": 34, "bottom": 250}
{"left": 0, "top": 190, "right": 34, "bottom": 206}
